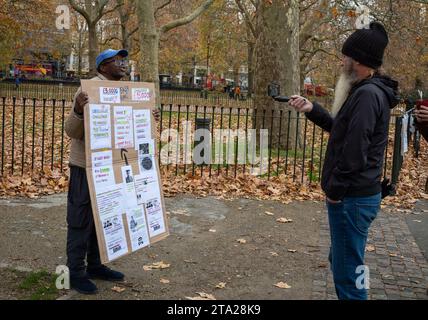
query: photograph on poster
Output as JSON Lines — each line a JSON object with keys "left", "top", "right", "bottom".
{"left": 139, "top": 154, "right": 155, "bottom": 173}
{"left": 121, "top": 165, "right": 135, "bottom": 184}
{"left": 138, "top": 139, "right": 155, "bottom": 157}
{"left": 120, "top": 165, "right": 139, "bottom": 209}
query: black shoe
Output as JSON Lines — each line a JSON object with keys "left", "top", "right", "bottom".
{"left": 70, "top": 275, "right": 98, "bottom": 295}
{"left": 87, "top": 265, "right": 125, "bottom": 281}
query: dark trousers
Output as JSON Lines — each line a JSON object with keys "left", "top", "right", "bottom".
{"left": 66, "top": 166, "right": 102, "bottom": 278}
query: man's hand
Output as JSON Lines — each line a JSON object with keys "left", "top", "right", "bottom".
{"left": 288, "top": 95, "right": 313, "bottom": 113}
{"left": 75, "top": 91, "right": 89, "bottom": 115}
{"left": 326, "top": 197, "right": 342, "bottom": 204}
{"left": 152, "top": 108, "right": 161, "bottom": 122}
{"left": 415, "top": 104, "right": 428, "bottom": 123}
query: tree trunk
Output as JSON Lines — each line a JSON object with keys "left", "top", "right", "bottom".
{"left": 136, "top": 0, "right": 213, "bottom": 107}
{"left": 253, "top": 0, "right": 300, "bottom": 150}
{"left": 88, "top": 22, "right": 98, "bottom": 77}
{"left": 136, "top": 0, "right": 160, "bottom": 107}
{"left": 247, "top": 40, "right": 255, "bottom": 97}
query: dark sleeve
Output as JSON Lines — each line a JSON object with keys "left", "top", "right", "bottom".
{"left": 416, "top": 120, "right": 428, "bottom": 142}
{"left": 305, "top": 102, "right": 333, "bottom": 132}
{"left": 325, "top": 90, "right": 379, "bottom": 201}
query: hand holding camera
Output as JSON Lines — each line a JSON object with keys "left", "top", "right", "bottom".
{"left": 268, "top": 83, "right": 312, "bottom": 113}
{"left": 288, "top": 95, "right": 313, "bottom": 113}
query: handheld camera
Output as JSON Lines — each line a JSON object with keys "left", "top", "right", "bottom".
{"left": 268, "top": 83, "right": 292, "bottom": 103}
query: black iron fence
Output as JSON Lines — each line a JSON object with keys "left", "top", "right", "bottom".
{"left": 0, "top": 97, "right": 419, "bottom": 189}
{"left": 157, "top": 104, "right": 329, "bottom": 182}
{"left": 0, "top": 81, "right": 79, "bottom": 100}
{"left": 0, "top": 82, "right": 253, "bottom": 108}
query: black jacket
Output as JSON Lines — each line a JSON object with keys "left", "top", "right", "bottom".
{"left": 306, "top": 75, "right": 399, "bottom": 200}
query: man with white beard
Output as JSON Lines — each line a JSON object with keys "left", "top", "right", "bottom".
{"left": 289, "top": 22, "right": 399, "bottom": 300}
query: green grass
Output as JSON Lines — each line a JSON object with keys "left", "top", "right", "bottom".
{"left": 18, "top": 270, "right": 59, "bottom": 300}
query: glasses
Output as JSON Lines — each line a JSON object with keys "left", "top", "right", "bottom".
{"left": 103, "top": 59, "right": 129, "bottom": 67}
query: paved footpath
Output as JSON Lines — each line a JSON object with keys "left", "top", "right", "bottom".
{"left": 0, "top": 194, "right": 427, "bottom": 300}
{"left": 312, "top": 201, "right": 428, "bottom": 300}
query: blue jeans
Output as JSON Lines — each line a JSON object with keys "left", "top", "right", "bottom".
{"left": 326, "top": 193, "right": 381, "bottom": 300}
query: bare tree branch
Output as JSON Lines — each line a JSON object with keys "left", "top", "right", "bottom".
{"left": 300, "top": 0, "right": 320, "bottom": 12}
{"left": 101, "top": 36, "right": 122, "bottom": 45}
{"left": 235, "top": 0, "right": 256, "bottom": 37}
{"left": 160, "top": 0, "right": 214, "bottom": 34}
{"left": 155, "top": 0, "right": 172, "bottom": 16}
{"left": 69, "top": 0, "right": 91, "bottom": 23}
{"left": 97, "top": 1, "right": 124, "bottom": 22}
{"left": 128, "top": 27, "right": 139, "bottom": 37}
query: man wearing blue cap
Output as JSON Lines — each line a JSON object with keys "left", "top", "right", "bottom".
{"left": 65, "top": 49, "right": 160, "bottom": 294}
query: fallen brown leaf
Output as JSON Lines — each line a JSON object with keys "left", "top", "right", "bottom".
{"left": 111, "top": 286, "right": 126, "bottom": 293}
{"left": 143, "top": 261, "right": 171, "bottom": 271}
{"left": 186, "top": 292, "right": 216, "bottom": 300}
{"left": 215, "top": 282, "right": 226, "bottom": 289}
{"left": 274, "top": 282, "right": 291, "bottom": 289}
{"left": 366, "top": 244, "right": 375, "bottom": 252}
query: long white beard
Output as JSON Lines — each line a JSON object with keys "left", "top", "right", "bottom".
{"left": 331, "top": 73, "right": 354, "bottom": 118}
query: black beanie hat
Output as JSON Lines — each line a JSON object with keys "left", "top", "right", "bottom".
{"left": 342, "top": 22, "right": 389, "bottom": 69}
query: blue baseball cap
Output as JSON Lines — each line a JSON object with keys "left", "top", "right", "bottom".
{"left": 96, "top": 49, "right": 129, "bottom": 69}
